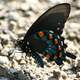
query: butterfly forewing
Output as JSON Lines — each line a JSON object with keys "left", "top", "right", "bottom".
{"left": 24, "top": 3, "right": 70, "bottom": 41}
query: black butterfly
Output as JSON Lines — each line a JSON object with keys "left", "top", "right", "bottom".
{"left": 17, "top": 3, "right": 76, "bottom": 67}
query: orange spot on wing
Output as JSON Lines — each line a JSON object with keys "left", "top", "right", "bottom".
{"left": 54, "top": 39, "right": 58, "bottom": 45}
{"left": 38, "top": 31, "right": 45, "bottom": 37}
{"left": 59, "top": 53, "right": 62, "bottom": 57}
{"left": 58, "top": 46, "right": 62, "bottom": 51}
{"left": 48, "top": 34, "right": 53, "bottom": 40}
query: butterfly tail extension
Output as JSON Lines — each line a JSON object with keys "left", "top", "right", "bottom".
{"left": 31, "top": 52, "right": 44, "bottom": 67}
{"left": 66, "top": 51, "right": 76, "bottom": 59}
{"left": 55, "top": 58, "right": 63, "bottom": 65}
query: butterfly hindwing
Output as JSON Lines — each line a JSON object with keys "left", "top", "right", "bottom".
{"left": 31, "top": 51, "right": 44, "bottom": 67}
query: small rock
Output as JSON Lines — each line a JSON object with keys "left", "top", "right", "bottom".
{"left": 16, "top": 29, "right": 26, "bottom": 36}
{"left": 0, "top": 77, "right": 9, "bottom": 80}
{"left": 1, "top": 47, "right": 9, "bottom": 56}
{"left": 61, "top": 71, "right": 67, "bottom": 80}
{"left": 53, "top": 70, "right": 60, "bottom": 78}
{"left": 13, "top": 71, "right": 33, "bottom": 80}
{"left": 7, "top": 31, "right": 18, "bottom": 40}
{"left": 77, "top": 60, "right": 80, "bottom": 68}
{"left": 12, "top": 59, "right": 21, "bottom": 70}
{"left": 0, "top": 66, "right": 8, "bottom": 77}
{"left": 1, "top": 38, "right": 8, "bottom": 46}
{"left": 0, "top": 34, "right": 10, "bottom": 41}
{"left": 20, "top": 3, "right": 29, "bottom": 11}
{"left": 9, "top": 68, "right": 18, "bottom": 73}
{"left": 48, "top": 70, "right": 61, "bottom": 80}
{"left": 0, "top": 56, "right": 10, "bottom": 64}
{"left": 76, "top": 0, "right": 80, "bottom": 8}
{"left": 8, "top": 21, "right": 17, "bottom": 31}
{"left": 48, "top": 76, "right": 58, "bottom": 80}
{"left": 20, "top": 59, "right": 26, "bottom": 64}
{"left": 7, "top": 11, "right": 22, "bottom": 21}
{"left": 0, "top": 9, "right": 7, "bottom": 19}
{"left": 7, "top": 1, "right": 21, "bottom": 10}
{"left": 0, "top": 4, "right": 4, "bottom": 10}
{"left": 18, "top": 17, "right": 27, "bottom": 27}
{"left": 13, "top": 52, "right": 22, "bottom": 61}
{"left": 0, "top": 66, "right": 14, "bottom": 79}
{"left": 76, "top": 72, "right": 80, "bottom": 78}
{"left": 62, "top": 62, "right": 71, "bottom": 70}
{"left": 69, "top": 32, "right": 76, "bottom": 38}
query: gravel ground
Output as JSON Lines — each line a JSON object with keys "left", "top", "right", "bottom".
{"left": 0, "top": 0, "right": 80, "bottom": 80}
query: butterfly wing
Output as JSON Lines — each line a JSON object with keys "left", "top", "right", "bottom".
{"left": 21, "top": 3, "right": 71, "bottom": 67}
{"left": 24, "top": 3, "right": 70, "bottom": 41}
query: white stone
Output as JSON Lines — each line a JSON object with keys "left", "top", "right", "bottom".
{"left": 18, "top": 18, "right": 27, "bottom": 27}
{"left": 13, "top": 52, "right": 22, "bottom": 61}
{"left": 0, "top": 56, "right": 10, "bottom": 64}
{"left": 20, "top": 59, "right": 26, "bottom": 64}
{"left": 20, "top": 3, "right": 29, "bottom": 11}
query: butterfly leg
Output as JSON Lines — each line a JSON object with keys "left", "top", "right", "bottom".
{"left": 31, "top": 51, "right": 44, "bottom": 67}
{"left": 66, "top": 51, "right": 76, "bottom": 59}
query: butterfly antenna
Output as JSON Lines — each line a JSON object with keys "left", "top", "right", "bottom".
{"left": 66, "top": 51, "right": 76, "bottom": 59}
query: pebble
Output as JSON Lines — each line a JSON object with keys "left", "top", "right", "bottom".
{"left": 65, "top": 23, "right": 80, "bottom": 39}
{"left": 0, "top": 34, "right": 10, "bottom": 41}
{"left": 12, "top": 59, "right": 21, "bottom": 70}
{"left": 76, "top": 60, "right": 80, "bottom": 68}
{"left": 0, "top": 78, "right": 9, "bottom": 80}
{"left": 8, "top": 31, "right": 18, "bottom": 40}
{"left": 13, "top": 52, "right": 22, "bottom": 61}
{"left": 18, "top": 17, "right": 27, "bottom": 28}
{"left": 7, "top": 1, "right": 21, "bottom": 10}
{"left": 13, "top": 71, "right": 33, "bottom": 80}
{"left": 75, "top": 0, "right": 80, "bottom": 8}
{"left": 6, "top": 11, "right": 22, "bottom": 21}
{"left": 20, "top": 3, "right": 29, "bottom": 11}
{"left": 9, "top": 68, "right": 18, "bottom": 73}
{"left": 0, "top": 56, "right": 10, "bottom": 64}
{"left": 20, "top": 59, "right": 26, "bottom": 64}
{"left": 1, "top": 47, "right": 9, "bottom": 56}
{"left": 62, "top": 62, "right": 71, "bottom": 70}
{"left": 76, "top": 72, "right": 80, "bottom": 78}
{"left": 53, "top": 70, "right": 60, "bottom": 78}
{"left": 69, "top": 32, "right": 76, "bottom": 38}
{"left": 8, "top": 21, "right": 17, "bottom": 31}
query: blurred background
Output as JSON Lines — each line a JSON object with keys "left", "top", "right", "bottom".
{"left": 0, "top": 0, "right": 80, "bottom": 80}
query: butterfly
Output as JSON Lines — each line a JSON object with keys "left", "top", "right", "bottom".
{"left": 17, "top": 3, "right": 76, "bottom": 67}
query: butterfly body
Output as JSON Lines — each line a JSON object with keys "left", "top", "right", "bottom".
{"left": 17, "top": 3, "right": 76, "bottom": 67}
